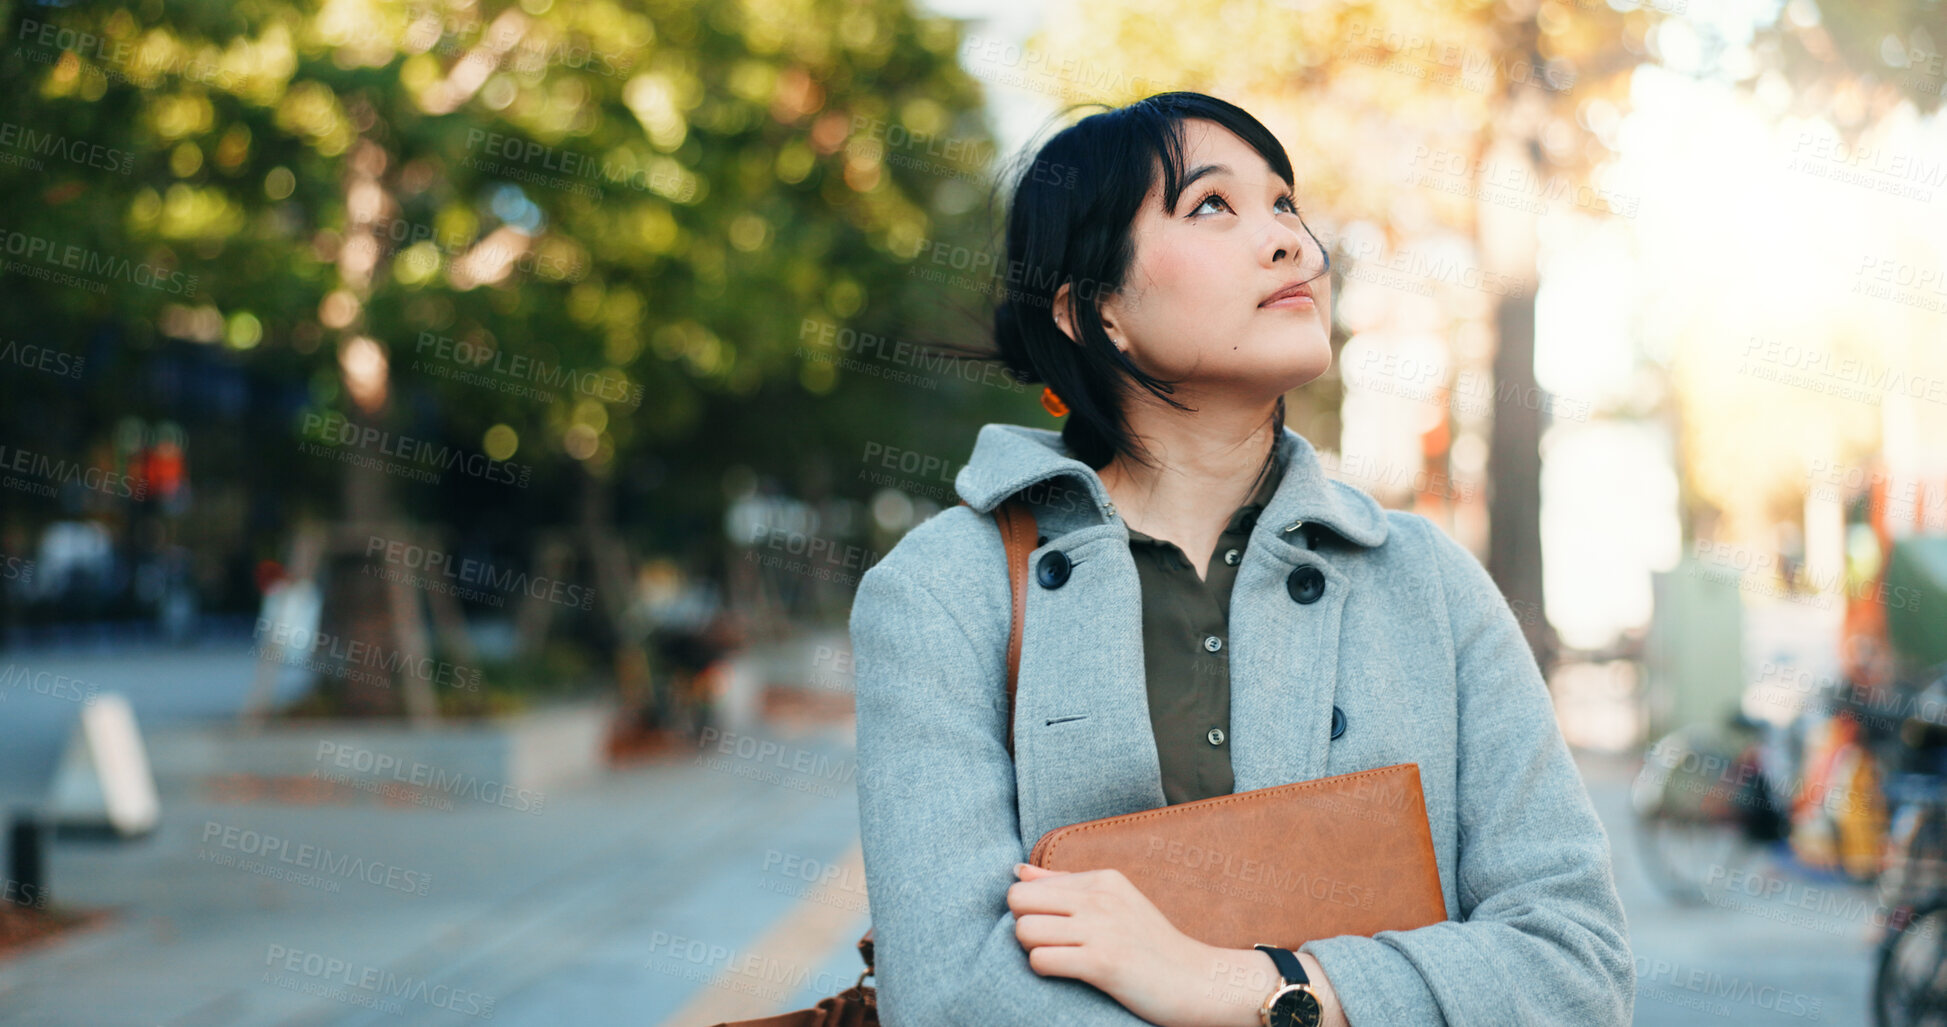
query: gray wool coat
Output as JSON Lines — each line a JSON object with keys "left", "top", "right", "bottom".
{"left": 847, "top": 422, "right": 1634, "bottom": 1026}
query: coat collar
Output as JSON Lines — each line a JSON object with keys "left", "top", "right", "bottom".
{"left": 953, "top": 422, "right": 1390, "bottom": 548}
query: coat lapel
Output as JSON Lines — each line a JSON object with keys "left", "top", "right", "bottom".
{"left": 953, "top": 422, "right": 1391, "bottom": 846}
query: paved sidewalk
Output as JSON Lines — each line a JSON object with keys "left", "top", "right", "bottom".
{"left": 0, "top": 714, "right": 871, "bottom": 1027}
{"left": 1583, "top": 749, "right": 1877, "bottom": 1025}
{"left": 0, "top": 704, "right": 1886, "bottom": 1026}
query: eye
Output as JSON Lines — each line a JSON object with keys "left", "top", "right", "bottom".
{"left": 1188, "top": 189, "right": 1230, "bottom": 216}
{"left": 1187, "top": 189, "right": 1305, "bottom": 217}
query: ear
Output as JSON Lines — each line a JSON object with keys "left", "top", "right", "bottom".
{"left": 1051, "top": 282, "right": 1078, "bottom": 345}
{"left": 1051, "top": 282, "right": 1127, "bottom": 355}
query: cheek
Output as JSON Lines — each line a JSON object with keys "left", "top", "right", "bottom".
{"left": 1134, "top": 245, "right": 1235, "bottom": 329}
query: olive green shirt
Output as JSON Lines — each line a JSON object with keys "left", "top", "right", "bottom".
{"left": 1125, "top": 446, "right": 1290, "bottom": 806}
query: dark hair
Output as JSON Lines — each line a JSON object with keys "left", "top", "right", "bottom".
{"left": 985, "top": 91, "right": 1332, "bottom": 475}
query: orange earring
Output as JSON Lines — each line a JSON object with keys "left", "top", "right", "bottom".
{"left": 1040, "top": 386, "right": 1069, "bottom": 418}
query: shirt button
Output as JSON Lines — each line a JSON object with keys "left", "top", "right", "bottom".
{"left": 1223, "top": 548, "right": 1241, "bottom": 566}
{"left": 1206, "top": 727, "right": 1226, "bottom": 746}
{"left": 1203, "top": 635, "right": 1223, "bottom": 653}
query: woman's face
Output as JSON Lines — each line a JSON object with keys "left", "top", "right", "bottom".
{"left": 1060, "top": 118, "right": 1334, "bottom": 403}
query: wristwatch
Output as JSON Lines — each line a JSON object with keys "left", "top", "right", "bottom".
{"left": 1252, "top": 943, "right": 1323, "bottom": 1027}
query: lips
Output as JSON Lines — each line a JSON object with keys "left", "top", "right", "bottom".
{"left": 1260, "top": 280, "right": 1314, "bottom": 307}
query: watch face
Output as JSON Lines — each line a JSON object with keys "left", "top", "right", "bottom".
{"left": 1269, "top": 987, "right": 1323, "bottom": 1027}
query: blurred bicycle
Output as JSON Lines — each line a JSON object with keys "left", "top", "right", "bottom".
{"left": 1630, "top": 709, "right": 1796, "bottom": 906}
{"left": 1870, "top": 668, "right": 1947, "bottom": 1027}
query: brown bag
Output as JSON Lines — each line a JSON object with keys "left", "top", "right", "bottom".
{"left": 1027, "top": 761, "right": 1447, "bottom": 949}
{"left": 707, "top": 497, "right": 1038, "bottom": 1027}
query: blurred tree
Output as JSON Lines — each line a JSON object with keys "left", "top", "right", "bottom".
{"left": 1757, "top": 0, "right": 1947, "bottom": 123}
{"left": 0, "top": 0, "right": 992, "bottom": 716}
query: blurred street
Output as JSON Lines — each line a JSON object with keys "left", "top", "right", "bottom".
{"left": 0, "top": 641, "right": 1887, "bottom": 1026}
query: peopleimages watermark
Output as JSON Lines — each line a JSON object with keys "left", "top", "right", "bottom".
{"left": 957, "top": 34, "right": 1168, "bottom": 102}
{"left": 1144, "top": 836, "right": 1379, "bottom": 910}
{"left": 0, "top": 120, "right": 132, "bottom": 175}
{"left": 900, "top": 237, "right": 1121, "bottom": 309}
{"left": 0, "top": 337, "right": 85, "bottom": 379}
{"left": 363, "top": 535, "right": 594, "bottom": 612}
{"left": 1635, "top": 955, "right": 1824, "bottom": 1020}
{"left": 297, "top": 412, "right": 534, "bottom": 489}
{"left": 314, "top": 741, "right": 545, "bottom": 814}
{"left": 0, "top": 662, "right": 99, "bottom": 706}
{"left": 849, "top": 115, "right": 997, "bottom": 169}
{"left": 462, "top": 129, "right": 698, "bottom": 202}
{"left": 757, "top": 848, "right": 870, "bottom": 914}
{"left": 1804, "top": 456, "right": 1937, "bottom": 507}
{"left": 1854, "top": 254, "right": 1947, "bottom": 315}
{"left": 1689, "top": 538, "right": 1922, "bottom": 611}
{"left": 1701, "top": 863, "right": 1908, "bottom": 939}
{"left": 1340, "top": 22, "right": 1576, "bottom": 94}
{"left": 1787, "top": 131, "right": 1946, "bottom": 204}
{"left": 262, "top": 944, "right": 496, "bottom": 1019}
{"left": 0, "top": 442, "right": 145, "bottom": 501}
{"left": 201, "top": 820, "right": 432, "bottom": 895}
{"left": 0, "top": 229, "right": 196, "bottom": 296}
{"left": 744, "top": 526, "right": 885, "bottom": 591}
{"left": 1642, "top": 732, "right": 1882, "bottom": 818}
{"left": 798, "top": 318, "right": 1032, "bottom": 395}
{"left": 252, "top": 617, "right": 484, "bottom": 694}
{"left": 1403, "top": 145, "right": 1639, "bottom": 218}
{"left": 647, "top": 930, "right": 870, "bottom": 1003}
{"left": 369, "top": 16, "right": 634, "bottom": 80}
{"left": 694, "top": 726, "right": 920, "bottom": 800}
{"left": 14, "top": 16, "right": 263, "bottom": 92}
{"left": 1751, "top": 660, "right": 1945, "bottom": 736}
{"left": 1345, "top": 346, "right": 1590, "bottom": 421}
{"left": 0, "top": 551, "right": 32, "bottom": 586}
{"left": 412, "top": 331, "right": 641, "bottom": 408}
{"left": 1320, "top": 451, "right": 1479, "bottom": 504}
{"left": 1741, "top": 334, "right": 1947, "bottom": 407}
{"left": 2, "top": 876, "right": 47, "bottom": 909}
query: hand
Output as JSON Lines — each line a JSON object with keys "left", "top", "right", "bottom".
{"left": 1008, "top": 862, "right": 1238, "bottom": 1027}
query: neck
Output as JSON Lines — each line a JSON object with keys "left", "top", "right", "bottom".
{"left": 1097, "top": 395, "right": 1281, "bottom": 541}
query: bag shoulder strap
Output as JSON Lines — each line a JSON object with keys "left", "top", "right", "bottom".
{"left": 858, "top": 495, "right": 1037, "bottom": 977}
{"left": 989, "top": 495, "right": 1036, "bottom": 757}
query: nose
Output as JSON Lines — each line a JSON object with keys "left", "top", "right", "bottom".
{"left": 1261, "top": 221, "right": 1304, "bottom": 267}
{"left": 1260, "top": 214, "right": 1319, "bottom": 274}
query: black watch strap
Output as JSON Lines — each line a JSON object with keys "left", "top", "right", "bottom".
{"left": 1254, "top": 943, "right": 1310, "bottom": 987}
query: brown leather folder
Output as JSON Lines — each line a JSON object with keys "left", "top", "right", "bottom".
{"left": 1026, "top": 762, "right": 1448, "bottom": 950}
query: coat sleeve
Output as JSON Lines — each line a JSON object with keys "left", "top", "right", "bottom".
{"left": 849, "top": 558, "right": 1164, "bottom": 1027}
{"left": 1296, "top": 517, "right": 1636, "bottom": 1025}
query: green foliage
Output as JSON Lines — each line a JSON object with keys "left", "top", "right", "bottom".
{"left": 0, "top": 0, "right": 1004, "bottom": 550}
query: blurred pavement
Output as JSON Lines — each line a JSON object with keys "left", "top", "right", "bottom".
{"left": 0, "top": 642, "right": 1888, "bottom": 1025}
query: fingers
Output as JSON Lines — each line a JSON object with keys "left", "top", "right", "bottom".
{"left": 1013, "top": 910, "right": 1087, "bottom": 948}
{"left": 1007, "top": 877, "right": 1078, "bottom": 917}
{"left": 1024, "top": 938, "right": 1095, "bottom": 980}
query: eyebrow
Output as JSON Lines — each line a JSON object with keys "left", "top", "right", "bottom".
{"left": 1171, "top": 162, "right": 1295, "bottom": 212}
{"left": 1172, "top": 162, "right": 1232, "bottom": 210}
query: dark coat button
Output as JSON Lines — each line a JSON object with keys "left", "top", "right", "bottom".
{"left": 1331, "top": 705, "right": 1346, "bottom": 740}
{"left": 1286, "top": 565, "right": 1326, "bottom": 604}
{"left": 1036, "top": 550, "right": 1072, "bottom": 589}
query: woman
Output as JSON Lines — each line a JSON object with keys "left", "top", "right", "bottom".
{"left": 849, "top": 92, "right": 1633, "bottom": 1026}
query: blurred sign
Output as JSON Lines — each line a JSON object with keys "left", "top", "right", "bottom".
{"left": 46, "top": 693, "right": 160, "bottom": 837}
